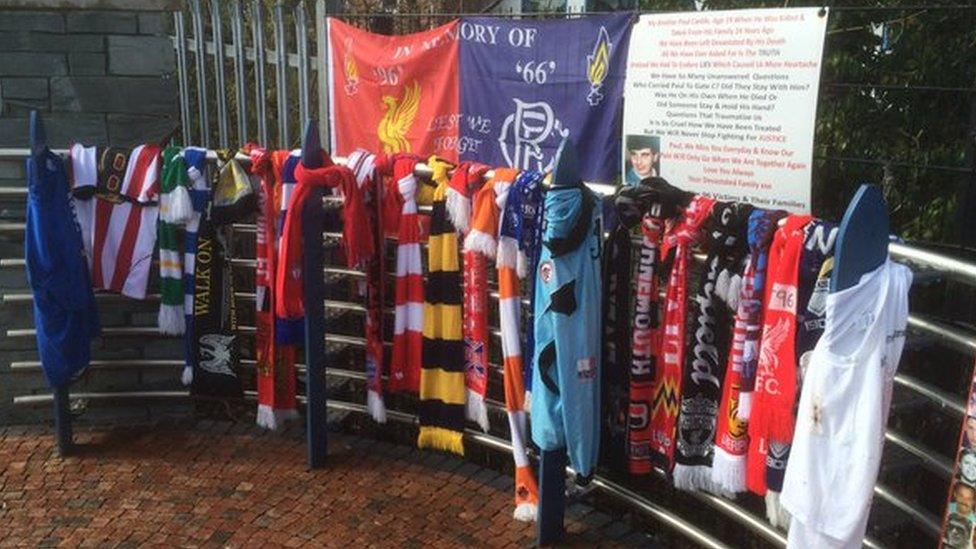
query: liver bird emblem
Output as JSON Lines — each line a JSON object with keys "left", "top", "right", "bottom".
{"left": 377, "top": 80, "right": 421, "bottom": 153}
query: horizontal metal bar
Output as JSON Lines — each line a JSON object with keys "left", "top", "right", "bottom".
{"left": 907, "top": 313, "right": 976, "bottom": 355}
{"left": 873, "top": 483, "right": 942, "bottom": 537}
{"left": 6, "top": 327, "right": 174, "bottom": 338}
{"left": 890, "top": 241, "right": 976, "bottom": 285}
{"left": 2, "top": 293, "right": 161, "bottom": 304}
{"left": 885, "top": 428, "right": 954, "bottom": 477}
{"left": 10, "top": 359, "right": 182, "bottom": 371}
{"left": 0, "top": 222, "right": 25, "bottom": 233}
{"left": 178, "top": 36, "right": 319, "bottom": 71}
{"left": 893, "top": 372, "right": 965, "bottom": 416}
{"left": 14, "top": 391, "right": 188, "bottom": 405}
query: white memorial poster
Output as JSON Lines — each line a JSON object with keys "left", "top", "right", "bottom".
{"left": 623, "top": 8, "right": 828, "bottom": 213}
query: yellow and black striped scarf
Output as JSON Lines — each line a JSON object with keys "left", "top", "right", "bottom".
{"left": 417, "top": 157, "right": 466, "bottom": 455}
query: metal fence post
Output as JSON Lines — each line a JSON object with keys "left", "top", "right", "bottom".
{"left": 210, "top": 0, "right": 230, "bottom": 148}
{"left": 231, "top": 0, "right": 249, "bottom": 144}
{"left": 273, "top": 1, "right": 290, "bottom": 148}
{"left": 189, "top": 0, "right": 210, "bottom": 148}
{"left": 174, "top": 11, "right": 192, "bottom": 145}
{"left": 294, "top": 1, "right": 311, "bottom": 133}
{"left": 315, "top": 0, "right": 330, "bottom": 149}
{"left": 252, "top": 0, "right": 269, "bottom": 145}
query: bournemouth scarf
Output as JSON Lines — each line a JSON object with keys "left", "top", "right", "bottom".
{"left": 673, "top": 202, "right": 751, "bottom": 492}
{"left": 157, "top": 147, "right": 191, "bottom": 335}
{"left": 191, "top": 154, "right": 246, "bottom": 398}
{"left": 746, "top": 214, "right": 811, "bottom": 495}
{"left": 382, "top": 154, "right": 425, "bottom": 393}
{"left": 448, "top": 161, "right": 492, "bottom": 433}
{"left": 417, "top": 157, "right": 466, "bottom": 455}
{"left": 249, "top": 146, "right": 298, "bottom": 429}
{"left": 501, "top": 170, "right": 545, "bottom": 393}
{"left": 347, "top": 149, "right": 387, "bottom": 422}
{"left": 764, "top": 219, "right": 837, "bottom": 527}
{"left": 653, "top": 195, "right": 714, "bottom": 471}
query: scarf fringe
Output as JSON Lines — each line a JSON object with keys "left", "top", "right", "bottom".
{"left": 367, "top": 389, "right": 388, "bottom": 424}
{"left": 673, "top": 463, "right": 732, "bottom": 497}
{"left": 710, "top": 446, "right": 748, "bottom": 495}
{"left": 515, "top": 250, "right": 528, "bottom": 280}
{"left": 514, "top": 502, "right": 538, "bottom": 522}
{"left": 256, "top": 405, "right": 301, "bottom": 430}
{"left": 165, "top": 184, "right": 194, "bottom": 225}
{"left": 738, "top": 391, "right": 754, "bottom": 420}
{"left": 445, "top": 187, "right": 471, "bottom": 234}
{"left": 466, "top": 388, "right": 490, "bottom": 432}
{"left": 523, "top": 390, "right": 531, "bottom": 411}
{"left": 158, "top": 305, "right": 185, "bottom": 335}
{"left": 765, "top": 490, "right": 791, "bottom": 530}
{"left": 180, "top": 364, "right": 193, "bottom": 386}
{"left": 496, "top": 237, "right": 519, "bottom": 269}
{"left": 463, "top": 229, "right": 497, "bottom": 259}
{"left": 417, "top": 426, "right": 465, "bottom": 456}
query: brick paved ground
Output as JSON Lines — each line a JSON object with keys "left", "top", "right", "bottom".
{"left": 0, "top": 421, "right": 655, "bottom": 547}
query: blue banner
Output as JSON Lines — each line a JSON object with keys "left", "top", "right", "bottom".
{"left": 459, "top": 14, "right": 633, "bottom": 183}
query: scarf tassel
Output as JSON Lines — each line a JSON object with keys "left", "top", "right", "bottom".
{"left": 765, "top": 490, "right": 791, "bottom": 530}
{"left": 673, "top": 463, "right": 733, "bottom": 497}
{"left": 158, "top": 304, "right": 185, "bottom": 336}
{"left": 464, "top": 229, "right": 498, "bottom": 259}
{"left": 166, "top": 184, "right": 194, "bottom": 225}
{"left": 466, "top": 388, "right": 490, "bottom": 433}
{"left": 417, "top": 426, "right": 465, "bottom": 455}
{"left": 255, "top": 405, "right": 300, "bottom": 430}
{"left": 446, "top": 187, "right": 471, "bottom": 234}
{"left": 367, "top": 389, "right": 387, "bottom": 424}
{"left": 710, "top": 446, "right": 748, "bottom": 494}
{"left": 181, "top": 364, "right": 193, "bottom": 386}
{"left": 513, "top": 465, "right": 539, "bottom": 522}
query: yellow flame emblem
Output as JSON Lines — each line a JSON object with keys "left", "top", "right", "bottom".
{"left": 377, "top": 80, "right": 421, "bottom": 154}
{"left": 652, "top": 378, "right": 680, "bottom": 419}
{"left": 586, "top": 26, "right": 612, "bottom": 106}
{"left": 343, "top": 37, "right": 359, "bottom": 95}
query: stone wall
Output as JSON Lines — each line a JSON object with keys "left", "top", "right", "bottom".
{"left": 0, "top": 5, "right": 183, "bottom": 426}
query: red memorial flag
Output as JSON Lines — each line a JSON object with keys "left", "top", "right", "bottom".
{"left": 326, "top": 18, "right": 460, "bottom": 161}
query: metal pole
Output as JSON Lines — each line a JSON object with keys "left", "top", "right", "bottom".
{"left": 210, "top": 0, "right": 230, "bottom": 148}
{"left": 314, "top": 0, "right": 330, "bottom": 149}
{"left": 174, "top": 11, "right": 192, "bottom": 145}
{"left": 252, "top": 0, "right": 269, "bottom": 145}
{"left": 273, "top": 1, "right": 290, "bottom": 148}
{"left": 53, "top": 385, "right": 73, "bottom": 456}
{"left": 294, "top": 1, "right": 311, "bottom": 132}
{"left": 189, "top": 0, "right": 210, "bottom": 148}
{"left": 231, "top": 0, "right": 249, "bottom": 144}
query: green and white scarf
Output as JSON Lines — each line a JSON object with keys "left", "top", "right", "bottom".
{"left": 157, "top": 146, "right": 193, "bottom": 335}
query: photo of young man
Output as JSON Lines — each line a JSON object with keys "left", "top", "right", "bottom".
{"left": 949, "top": 482, "right": 976, "bottom": 521}
{"left": 624, "top": 134, "right": 661, "bottom": 186}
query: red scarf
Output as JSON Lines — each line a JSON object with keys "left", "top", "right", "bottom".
{"left": 380, "top": 154, "right": 426, "bottom": 393}
{"left": 449, "top": 162, "right": 492, "bottom": 432}
{"left": 276, "top": 152, "right": 363, "bottom": 322}
{"left": 652, "top": 195, "right": 714, "bottom": 471}
{"left": 249, "top": 146, "right": 298, "bottom": 429}
{"left": 346, "top": 149, "right": 387, "bottom": 422}
{"left": 746, "top": 214, "right": 811, "bottom": 494}
{"left": 628, "top": 211, "right": 666, "bottom": 475}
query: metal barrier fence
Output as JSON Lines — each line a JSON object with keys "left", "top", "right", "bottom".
{"left": 2, "top": 1, "right": 976, "bottom": 547}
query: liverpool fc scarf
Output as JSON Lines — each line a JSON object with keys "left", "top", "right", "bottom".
{"left": 653, "top": 195, "right": 714, "bottom": 471}
{"left": 382, "top": 154, "right": 425, "bottom": 393}
{"left": 746, "top": 214, "right": 811, "bottom": 495}
{"left": 501, "top": 170, "right": 545, "bottom": 393}
{"left": 346, "top": 149, "right": 387, "bottom": 422}
{"left": 449, "top": 162, "right": 492, "bottom": 433}
{"left": 764, "top": 219, "right": 836, "bottom": 527}
{"left": 157, "top": 147, "right": 190, "bottom": 335}
{"left": 249, "top": 146, "right": 299, "bottom": 429}
{"left": 673, "top": 202, "right": 751, "bottom": 492}
{"left": 418, "top": 157, "right": 465, "bottom": 455}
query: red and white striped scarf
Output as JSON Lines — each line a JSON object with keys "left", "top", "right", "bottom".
{"left": 746, "top": 214, "right": 811, "bottom": 495}
{"left": 347, "top": 149, "right": 387, "bottom": 422}
{"left": 382, "top": 154, "right": 425, "bottom": 393}
{"left": 249, "top": 146, "right": 298, "bottom": 429}
{"left": 90, "top": 144, "right": 161, "bottom": 299}
{"left": 652, "top": 195, "right": 714, "bottom": 472}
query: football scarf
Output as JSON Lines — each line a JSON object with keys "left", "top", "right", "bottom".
{"left": 347, "top": 149, "right": 388, "bottom": 423}
{"left": 764, "top": 219, "right": 837, "bottom": 527}
{"left": 500, "top": 170, "right": 545, "bottom": 392}
{"left": 939, "top": 360, "right": 976, "bottom": 548}
{"left": 653, "top": 195, "right": 714, "bottom": 471}
{"left": 673, "top": 202, "right": 751, "bottom": 492}
{"left": 180, "top": 147, "right": 210, "bottom": 386}
{"left": 381, "top": 154, "right": 425, "bottom": 394}
{"left": 87, "top": 145, "right": 161, "bottom": 299}
{"left": 417, "top": 157, "right": 466, "bottom": 456}
{"left": 157, "top": 147, "right": 190, "bottom": 335}
{"left": 448, "top": 162, "right": 492, "bottom": 433}
{"left": 601, "top": 223, "right": 631, "bottom": 473}
{"left": 746, "top": 214, "right": 811, "bottom": 495}
{"left": 737, "top": 209, "right": 788, "bottom": 419}
{"left": 467, "top": 167, "right": 539, "bottom": 519}
{"left": 249, "top": 146, "right": 299, "bottom": 429}
{"left": 191, "top": 154, "right": 244, "bottom": 399}
{"left": 281, "top": 153, "right": 365, "bottom": 322}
